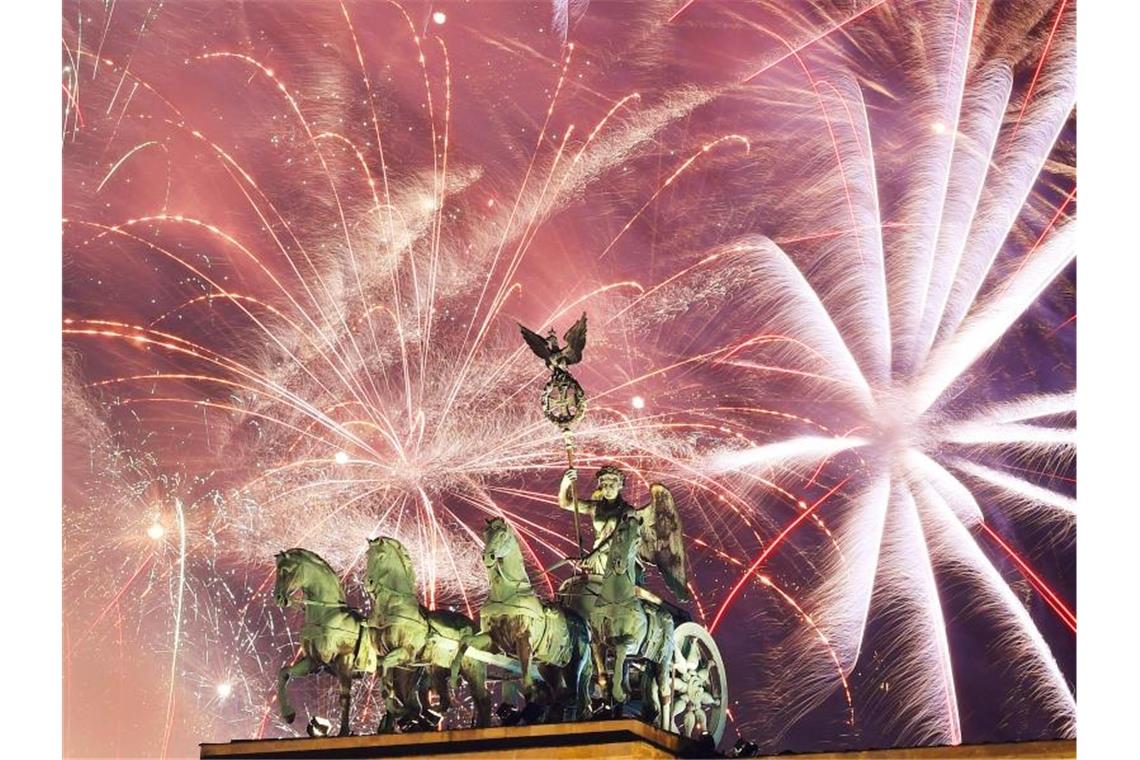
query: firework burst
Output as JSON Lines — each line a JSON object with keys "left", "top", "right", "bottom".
{"left": 63, "top": 1, "right": 1074, "bottom": 756}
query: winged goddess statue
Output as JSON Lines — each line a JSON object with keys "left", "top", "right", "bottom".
{"left": 558, "top": 464, "right": 689, "bottom": 601}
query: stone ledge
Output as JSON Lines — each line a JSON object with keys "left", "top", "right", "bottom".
{"left": 757, "top": 740, "right": 1075, "bottom": 759}
{"left": 200, "top": 726, "right": 1074, "bottom": 760}
{"left": 200, "top": 719, "right": 696, "bottom": 759}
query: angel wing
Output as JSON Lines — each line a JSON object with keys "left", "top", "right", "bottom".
{"left": 561, "top": 312, "right": 587, "bottom": 366}
{"left": 519, "top": 323, "right": 553, "bottom": 360}
{"left": 638, "top": 483, "right": 689, "bottom": 601}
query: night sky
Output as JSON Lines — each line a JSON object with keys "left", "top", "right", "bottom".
{"left": 62, "top": 2, "right": 1075, "bottom": 757}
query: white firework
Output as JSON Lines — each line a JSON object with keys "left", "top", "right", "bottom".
{"left": 706, "top": 1, "right": 1076, "bottom": 747}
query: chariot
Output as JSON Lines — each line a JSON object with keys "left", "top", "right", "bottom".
{"left": 456, "top": 515, "right": 729, "bottom": 745}
{"left": 562, "top": 573, "right": 728, "bottom": 744}
{"left": 451, "top": 577, "right": 728, "bottom": 743}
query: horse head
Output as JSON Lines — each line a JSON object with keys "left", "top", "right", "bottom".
{"left": 274, "top": 547, "right": 344, "bottom": 608}
{"left": 365, "top": 536, "right": 416, "bottom": 596}
{"left": 482, "top": 517, "right": 516, "bottom": 569}
{"left": 274, "top": 549, "right": 304, "bottom": 608}
{"left": 608, "top": 513, "right": 642, "bottom": 580}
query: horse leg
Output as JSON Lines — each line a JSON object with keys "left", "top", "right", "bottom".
{"left": 590, "top": 638, "right": 607, "bottom": 700}
{"left": 430, "top": 665, "right": 450, "bottom": 714}
{"left": 538, "top": 663, "right": 562, "bottom": 721}
{"left": 518, "top": 635, "right": 535, "bottom": 704}
{"left": 277, "top": 657, "right": 314, "bottom": 725}
{"left": 450, "top": 632, "right": 491, "bottom": 690}
{"left": 379, "top": 649, "right": 414, "bottom": 730}
{"left": 405, "top": 667, "right": 431, "bottom": 729}
{"left": 376, "top": 667, "right": 400, "bottom": 734}
{"left": 337, "top": 672, "right": 353, "bottom": 736}
{"left": 438, "top": 666, "right": 453, "bottom": 713}
{"left": 376, "top": 679, "right": 395, "bottom": 732}
{"left": 642, "top": 662, "right": 660, "bottom": 724}
{"left": 410, "top": 669, "right": 428, "bottom": 724}
{"left": 640, "top": 627, "right": 665, "bottom": 725}
{"left": 656, "top": 628, "right": 675, "bottom": 730}
{"left": 574, "top": 632, "right": 594, "bottom": 721}
{"left": 376, "top": 669, "right": 396, "bottom": 734}
{"left": 612, "top": 638, "right": 632, "bottom": 706}
{"left": 461, "top": 658, "right": 492, "bottom": 728}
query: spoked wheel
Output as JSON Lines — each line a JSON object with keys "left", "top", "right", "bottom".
{"left": 666, "top": 622, "right": 727, "bottom": 744}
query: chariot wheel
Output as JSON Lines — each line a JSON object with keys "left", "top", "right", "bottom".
{"left": 666, "top": 622, "right": 727, "bottom": 744}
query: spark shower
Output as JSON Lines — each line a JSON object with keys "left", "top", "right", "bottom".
{"left": 62, "top": 1, "right": 1075, "bottom": 757}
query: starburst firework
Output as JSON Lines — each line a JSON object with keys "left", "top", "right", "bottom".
{"left": 63, "top": 1, "right": 1074, "bottom": 756}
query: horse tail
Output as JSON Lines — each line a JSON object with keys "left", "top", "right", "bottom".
{"left": 569, "top": 610, "right": 594, "bottom": 717}
{"left": 576, "top": 610, "right": 592, "bottom": 659}
{"left": 577, "top": 613, "right": 593, "bottom": 678}
{"left": 351, "top": 618, "right": 371, "bottom": 674}
{"left": 449, "top": 630, "right": 472, "bottom": 687}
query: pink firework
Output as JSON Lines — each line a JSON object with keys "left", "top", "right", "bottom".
{"left": 63, "top": 1, "right": 1074, "bottom": 756}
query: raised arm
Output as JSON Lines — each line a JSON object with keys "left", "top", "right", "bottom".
{"left": 558, "top": 468, "right": 592, "bottom": 514}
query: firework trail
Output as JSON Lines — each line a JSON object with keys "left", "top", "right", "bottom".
{"left": 63, "top": 1, "right": 1074, "bottom": 755}
{"left": 694, "top": 0, "right": 1076, "bottom": 748}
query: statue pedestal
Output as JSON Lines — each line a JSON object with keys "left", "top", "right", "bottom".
{"left": 199, "top": 719, "right": 699, "bottom": 759}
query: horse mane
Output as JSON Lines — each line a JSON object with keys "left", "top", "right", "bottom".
{"left": 283, "top": 548, "right": 346, "bottom": 601}
{"left": 368, "top": 538, "right": 417, "bottom": 596}
{"left": 285, "top": 547, "right": 331, "bottom": 567}
{"left": 485, "top": 519, "right": 528, "bottom": 579}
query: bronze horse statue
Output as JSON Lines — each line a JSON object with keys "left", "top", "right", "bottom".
{"left": 364, "top": 536, "right": 492, "bottom": 730}
{"left": 452, "top": 517, "right": 593, "bottom": 721}
{"left": 274, "top": 548, "right": 377, "bottom": 736}
{"left": 589, "top": 513, "right": 676, "bottom": 726}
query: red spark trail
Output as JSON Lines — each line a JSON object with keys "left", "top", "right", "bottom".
{"left": 668, "top": 0, "right": 701, "bottom": 24}
{"left": 979, "top": 523, "right": 1075, "bottom": 633}
{"left": 1010, "top": 0, "right": 1070, "bottom": 141}
{"left": 742, "top": 0, "right": 892, "bottom": 84}
{"left": 1047, "top": 313, "right": 1075, "bottom": 337}
{"left": 710, "top": 475, "right": 852, "bottom": 632}
{"left": 739, "top": 24, "right": 868, "bottom": 269}
{"left": 809, "top": 78, "right": 866, "bottom": 267}
{"left": 999, "top": 461, "right": 1076, "bottom": 486}
{"left": 62, "top": 83, "right": 85, "bottom": 126}
{"left": 761, "top": 575, "right": 856, "bottom": 725}
{"left": 89, "top": 553, "right": 155, "bottom": 632}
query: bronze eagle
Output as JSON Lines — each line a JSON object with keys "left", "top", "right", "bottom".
{"left": 518, "top": 312, "right": 587, "bottom": 372}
